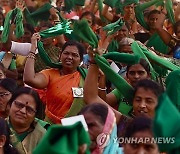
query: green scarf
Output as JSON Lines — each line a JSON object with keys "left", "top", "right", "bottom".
{"left": 95, "top": 54, "right": 134, "bottom": 101}
{"left": 153, "top": 93, "right": 180, "bottom": 154}
{"left": 24, "top": 3, "right": 52, "bottom": 27}
{"left": 1, "top": 8, "right": 24, "bottom": 43}
{"left": 131, "top": 41, "right": 157, "bottom": 80}
{"left": 73, "top": 19, "right": 98, "bottom": 48}
{"left": 103, "top": 18, "right": 124, "bottom": 35}
{"left": 165, "top": 70, "right": 180, "bottom": 112}
{"left": 103, "top": 0, "right": 118, "bottom": 8}
{"left": 103, "top": 52, "right": 140, "bottom": 65}
{"left": 33, "top": 122, "right": 90, "bottom": 154}
{"left": 64, "top": 0, "right": 85, "bottom": 12}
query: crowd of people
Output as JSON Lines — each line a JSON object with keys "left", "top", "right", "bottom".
{"left": 0, "top": 0, "right": 180, "bottom": 153}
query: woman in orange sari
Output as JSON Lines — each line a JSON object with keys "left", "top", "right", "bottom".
{"left": 23, "top": 33, "right": 86, "bottom": 124}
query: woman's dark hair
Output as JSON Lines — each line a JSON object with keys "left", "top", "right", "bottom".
{"left": 0, "top": 118, "right": 19, "bottom": 154}
{"left": 8, "top": 87, "right": 41, "bottom": 116}
{"left": 61, "top": 40, "right": 86, "bottom": 61}
{"left": 79, "top": 103, "right": 108, "bottom": 125}
{"left": 147, "top": 10, "right": 161, "bottom": 19}
{"left": 0, "top": 78, "right": 18, "bottom": 94}
{"left": 23, "top": 23, "right": 35, "bottom": 35}
{"left": 174, "top": 20, "right": 180, "bottom": 35}
{"left": 124, "top": 116, "right": 152, "bottom": 138}
{"left": 80, "top": 11, "right": 96, "bottom": 26}
{"left": 133, "top": 79, "right": 164, "bottom": 99}
{"left": 127, "top": 58, "right": 150, "bottom": 75}
{"left": 0, "top": 11, "right": 5, "bottom": 26}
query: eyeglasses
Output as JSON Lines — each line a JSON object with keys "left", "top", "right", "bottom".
{"left": 0, "top": 92, "right": 10, "bottom": 98}
{"left": 13, "top": 101, "right": 37, "bottom": 115}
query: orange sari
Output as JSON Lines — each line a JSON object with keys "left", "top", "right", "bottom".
{"left": 41, "top": 69, "right": 81, "bottom": 123}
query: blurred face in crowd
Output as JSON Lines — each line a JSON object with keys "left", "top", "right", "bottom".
{"left": 82, "top": 14, "right": 93, "bottom": 27}
{"left": 0, "top": 86, "right": 12, "bottom": 116}
{"left": 0, "top": 0, "right": 9, "bottom": 6}
{"left": 21, "top": 27, "right": 32, "bottom": 43}
{"left": 83, "top": 112, "right": 104, "bottom": 151}
{"left": 40, "top": 26, "right": 53, "bottom": 46}
{"left": 126, "top": 64, "right": 150, "bottom": 87}
{"left": 119, "top": 45, "right": 132, "bottom": 54}
{"left": 123, "top": 4, "right": 134, "bottom": 16}
{"left": 148, "top": 13, "right": 160, "bottom": 30}
{"left": 115, "top": 25, "right": 129, "bottom": 41}
{"left": 123, "top": 130, "right": 159, "bottom": 154}
{"left": 133, "top": 87, "right": 158, "bottom": 118}
{"left": 9, "top": 94, "right": 36, "bottom": 128}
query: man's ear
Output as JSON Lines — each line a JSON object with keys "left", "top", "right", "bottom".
{"left": 0, "top": 135, "right": 6, "bottom": 148}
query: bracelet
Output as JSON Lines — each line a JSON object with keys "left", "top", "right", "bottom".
{"left": 29, "top": 52, "right": 36, "bottom": 56}
{"left": 27, "top": 54, "right": 36, "bottom": 60}
{"left": 98, "top": 87, "right": 107, "bottom": 91}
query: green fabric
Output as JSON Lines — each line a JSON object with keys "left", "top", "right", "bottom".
{"left": 1, "top": 8, "right": 24, "bottom": 43}
{"left": 165, "top": 0, "right": 175, "bottom": 24}
{"left": 18, "top": 131, "right": 29, "bottom": 142}
{"left": 118, "top": 102, "right": 132, "bottom": 115}
{"left": 103, "top": 0, "right": 118, "bottom": 8}
{"left": 94, "top": 54, "right": 134, "bottom": 101}
{"left": 35, "top": 118, "right": 51, "bottom": 129}
{"left": 64, "top": 0, "right": 75, "bottom": 12}
{"left": 141, "top": 47, "right": 180, "bottom": 71}
{"left": 33, "top": 122, "right": 90, "bottom": 154}
{"left": 24, "top": 3, "right": 52, "bottom": 27}
{"left": 64, "top": 0, "right": 85, "bottom": 12}
{"left": 65, "top": 77, "right": 86, "bottom": 117}
{"left": 165, "top": 70, "right": 180, "bottom": 112}
{"left": 103, "top": 19, "right": 124, "bottom": 35}
{"left": 153, "top": 93, "right": 180, "bottom": 154}
{"left": 131, "top": 41, "right": 157, "bottom": 80}
{"left": 135, "top": 0, "right": 163, "bottom": 30}
{"left": 115, "top": 0, "right": 139, "bottom": 14}
{"left": 103, "top": 52, "right": 140, "bottom": 65}
{"left": 97, "top": 0, "right": 106, "bottom": 22}
{"left": 107, "top": 39, "right": 119, "bottom": 52}
{"left": 9, "top": 59, "right": 16, "bottom": 69}
{"left": 40, "top": 22, "right": 72, "bottom": 39}
{"left": 146, "top": 33, "right": 169, "bottom": 54}
{"left": 73, "top": 19, "right": 98, "bottom": 48}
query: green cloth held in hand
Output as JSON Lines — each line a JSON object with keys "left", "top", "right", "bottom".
{"left": 153, "top": 93, "right": 180, "bottom": 154}
{"left": 103, "top": 52, "right": 140, "bottom": 65}
{"left": 9, "top": 59, "right": 16, "bottom": 70}
{"left": 107, "top": 39, "right": 119, "bottom": 52}
{"left": 1, "top": 8, "right": 24, "bottom": 43}
{"left": 131, "top": 41, "right": 157, "bottom": 80}
{"left": 165, "top": 70, "right": 180, "bottom": 112}
{"left": 24, "top": 3, "right": 52, "bottom": 27}
{"left": 165, "top": 0, "right": 175, "bottom": 24}
{"left": 103, "top": 0, "right": 118, "bottom": 8}
{"left": 40, "top": 22, "right": 72, "bottom": 39}
{"left": 94, "top": 54, "right": 134, "bottom": 101}
{"left": 73, "top": 19, "right": 98, "bottom": 48}
{"left": 64, "top": 0, "right": 85, "bottom": 12}
{"left": 103, "top": 19, "right": 124, "bottom": 35}
{"left": 33, "top": 122, "right": 90, "bottom": 154}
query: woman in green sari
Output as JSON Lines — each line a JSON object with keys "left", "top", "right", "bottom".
{"left": 7, "top": 87, "right": 46, "bottom": 154}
